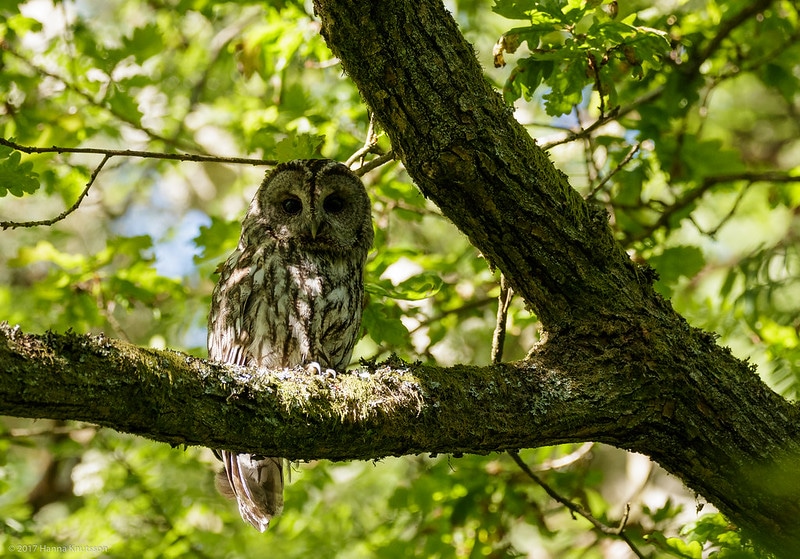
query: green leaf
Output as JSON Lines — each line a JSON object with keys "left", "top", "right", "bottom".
{"left": 0, "top": 145, "right": 40, "bottom": 197}
{"left": 649, "top": 246, "right": 705, "bottom": 284}
{"left": 106, "top": 86, "right": 143, "bottom": 125}
{"left": 361, "top": 302, "right": 409, "bottom": 347}
{"left": 193, "top": 216, "right": 240, "bottom": 268}
{"left": 492, "top": 0, "right": 535, "bottom": 20}
{"left": 504, "top": 58, "right": 554, "bottom": 103}
{"left": 273, "top": 132, "right": 326, "bottom": 161}
{"left": 649, "top": 245, "right": 705, "bottom": 297}
{"left": 542, "top": 57, "right": 588, "bottom": 116}
{"left": 681, "top": 137, "right": 745, "bottom": 180}
{"left": 366, "top": 273, "right": 443, "bottom": 301}
{"left": 124, "top": 24, "right": 164, "bottom": 64}
{"left": 9, "top": 241, "right": 86, "bottom": 270}
{"left": 664, "top": 537, "right": 703, "bottom": 559}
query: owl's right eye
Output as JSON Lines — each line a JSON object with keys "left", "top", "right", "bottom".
{"left": 281, "top": 197, "right": 303, "bottom": 215}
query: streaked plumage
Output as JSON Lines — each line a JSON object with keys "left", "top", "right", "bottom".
{"left": 208, "top": 159, "right": 373, "bottom": 531}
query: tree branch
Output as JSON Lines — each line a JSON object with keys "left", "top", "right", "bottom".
{"left": 0, "top": 137, "right": 278, "bottom": 167}
{"left": 624, "top": 171, "right": 800, "bottom": 244}
{"left": 509, "top": 452, "right": 645, "bottom": 559}
{"left": 3, "top": 316, "right": 800, "bottom": 552}
{"left": 0, "top": 137, "right": 392, "bottom": 228}
{"left": 0, "top": 153, "right": 110, "bottom": 230}
{"left": 689, "top": 0, "right": 775, "bottom": 76}
{"left": 0, "top": 322, "right": 642, "bottom": 460}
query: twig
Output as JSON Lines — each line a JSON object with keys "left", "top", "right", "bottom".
{"left": 624, "top": 171, "right": 800, "bottom": 244}
{"left": 346, "top": 114, "right": 380, "bottom": 167}
{"left": 509, "top": 451, "right": 646, "bottom": 559}
{"left": 0, "top": 137, "right": 278, "bottom": 166}
{"left": 541, "top": 106, "right": 619, "bottom": 151}
{"left": 353, "top": 150, "right": 396, "bottom": 176}
{"left": 538, "top": 87, "right": 663, "bottom": 151}
{"left": 699, "top": 179, "right": 751, "bottom": 238}
{"left": 688, "top": 0, "right": 774, "bottom": 76}
{"left": 1, "top": 154, "right": 110, "bottom": 230}
{"left": 491, "top": 274, "right": 513, "bottom": 364}
{"left": 0, "top": 137, "right": 281, "bottom": 230}
{"left": 587, "top": 53, "right": 606, "bottom": 119}
{"left": 588, "top": 142, "right": 641, "bottom": 199}
{"left": 533, "top": 442, "right": 594, "bottom": 471}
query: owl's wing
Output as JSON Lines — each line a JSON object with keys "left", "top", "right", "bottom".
{"left": 210, "top": 249, "right": 285, "bottom": 531}
{"left": 208, "top": 248, "right": 255, "bottom": 365}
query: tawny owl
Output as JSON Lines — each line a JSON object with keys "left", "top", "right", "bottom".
{"left": 207, "top": 159, "right": 373, "bottom": 531}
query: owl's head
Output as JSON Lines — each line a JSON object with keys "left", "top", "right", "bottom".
{"left": 243, "top": 159, "right": 374, "bottom": 254}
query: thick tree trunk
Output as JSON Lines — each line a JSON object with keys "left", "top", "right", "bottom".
{"left": 311, "top": 0, "right": 800, "bottom": 555}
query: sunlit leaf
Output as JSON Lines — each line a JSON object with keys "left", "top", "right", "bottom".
{"left": 0, "top": 145, "right": 39, "bottom": 197}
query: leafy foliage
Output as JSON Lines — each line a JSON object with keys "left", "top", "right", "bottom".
{"left": 1, "top": 0, "right": 798, "bottom": 556}
{"left": 0, "top": 143, "right": 39, "bottom": 197}
{"left": 495, "top": 0, "right": 671, "bottom": 115}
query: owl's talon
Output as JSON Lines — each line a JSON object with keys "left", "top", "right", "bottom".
{"left": 303, "top": 362, "right": 337, "bottom": 378}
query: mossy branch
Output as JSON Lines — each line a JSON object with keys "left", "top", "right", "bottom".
{"left": 3, "top": 314, "right": 800, "bottom": 555}
{"left": 0, "top": 322, "right": 595, "bottom": 460}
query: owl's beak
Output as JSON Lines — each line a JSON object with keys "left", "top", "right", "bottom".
{"left": 310, "top": 219, "right": 321, "bottom": 239}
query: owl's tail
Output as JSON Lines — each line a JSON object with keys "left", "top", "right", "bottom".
{"left": 216, "top": 451, "right": 284, "bottom": 532}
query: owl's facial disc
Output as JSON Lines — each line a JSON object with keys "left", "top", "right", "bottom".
{"left": 246, "top": 160, "right": 371, "bottom": 255}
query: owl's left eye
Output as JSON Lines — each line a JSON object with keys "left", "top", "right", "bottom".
{"left": 281, "top": 197, "right": 303, "bottom": 215}
{"left": 323, "top": 194, "right": 345, "bottom": 214}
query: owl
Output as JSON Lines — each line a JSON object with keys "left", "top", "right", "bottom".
{"left": 207, "top": 159, "right": 374, "bottom": 531}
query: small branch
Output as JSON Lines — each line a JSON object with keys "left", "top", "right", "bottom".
{"left": 588, "top": 142, "right": 641, "bottom": 199}
{"left": 533, "top": 442, "right": 594, "bottom": 471}
{"left": 0, "top": 138, "right": 280, "bottom": 230}
{"left": 509, "top": 451, "right": 646, "bottom": 559}
{"left": 688, "top": 0, "right": 774, "bottom": 76}
{"left": 625, "top": 171, "right": 800, "bottom": 244}
{"left": 0, "top": 137, "right": 278, "bottom": 166}
{"left": 587, "top": 53, "right": 606, "bottom": 119}
{"left": 1, "top": 154, "right": 110, "bottom": 230}
{"left": 346, "top": 113, "right": 380, "bottom": 167}
{"left": 537, "top": 86, "right": 665, "bottom": 151}
{"left": 699, "top": 181, "right": 751, "bottom": 238}
{"left": 353, "top": 150, "right": 396, "bottom": 176}
{"left": 541, "top": 108, "right": 618, "bottom": 151}
{"left": 491, "top": 274, "right": 513, "bottom": 364}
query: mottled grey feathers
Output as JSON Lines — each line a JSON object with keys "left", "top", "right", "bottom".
{"left": 207, "top": 159, "right": 373, "bottom": 531}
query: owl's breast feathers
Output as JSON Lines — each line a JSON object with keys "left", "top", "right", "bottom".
{"left": 208, "top": 243, "right": 365, "bottom": 372}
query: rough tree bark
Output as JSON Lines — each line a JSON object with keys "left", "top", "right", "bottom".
{"left": 0, "top": 0, "right": 798, "bottom": 556}
{"left": 308, "top": 0, "right": 800, "bottom": 555}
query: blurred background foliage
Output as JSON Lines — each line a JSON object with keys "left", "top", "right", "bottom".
{"left": 0, "top": 0, "right": 798, "bottom": 556}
